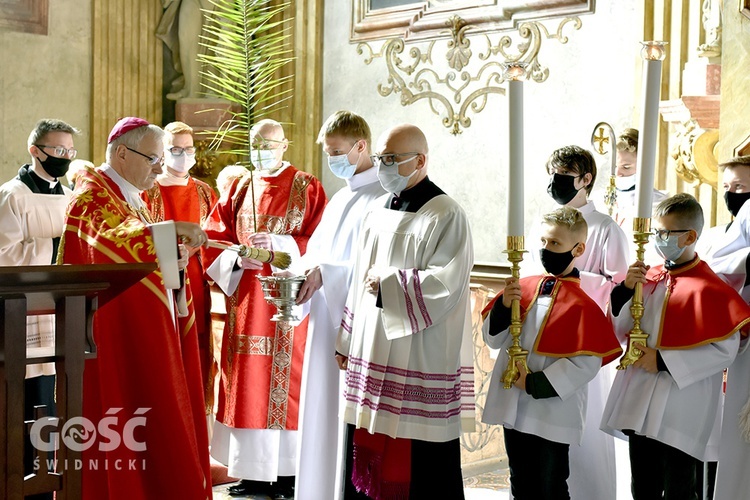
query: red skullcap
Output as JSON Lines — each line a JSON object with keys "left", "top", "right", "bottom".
{"left": 107, "top": 117, "right": 150, "bottom": 144}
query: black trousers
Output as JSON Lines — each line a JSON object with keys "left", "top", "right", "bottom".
{"left": 24, "top": 375, "right": 56, "bottom": 500}
{"left": 343, "top": 424, "right": 465, "bottom": 499}
{"left": 503, "top": 427, "right": 570, "bottom": 500}
{"left": 628, "top": 432, "right": 701, "bottom": 500}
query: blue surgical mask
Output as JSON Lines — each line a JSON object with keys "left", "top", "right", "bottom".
{"left": 652, "top": 233, "right": 686, "bottom": 263}
{"left": 376, "top": 155, "right": 419, "bottom": 193}
{"left": 328, "top": 142, "right": 360, "bottom": 179}
{"left": 249, "top": 149, "right": 278, "bottom": 171}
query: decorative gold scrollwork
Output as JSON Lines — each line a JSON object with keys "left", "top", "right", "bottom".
{"left": 670, "top": 119, "right": 719, "bottom": 189}
{"left": 357, "top": 16, "right": 582, "bottom": 135}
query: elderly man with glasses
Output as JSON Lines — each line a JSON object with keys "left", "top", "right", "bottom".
{"left": 58, "top": 117, "right": 213, "bottom": 500}
{"left": 0, "top": 118, "right": 79, "bottom": 500}
{"left": 202, "top": 118, "right": 327, "bottom": 500}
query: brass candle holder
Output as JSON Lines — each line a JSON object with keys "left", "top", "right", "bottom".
{"left": 502, "top": 235, "right": 529, "bottom": 388}
{"left": 603, "top": 176, "right": 617, "bottom": 217}
{"left": 617, "top": 217, "right": 651, "bottom": 370}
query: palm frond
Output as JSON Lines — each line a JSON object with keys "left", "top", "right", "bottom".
{"left": 198, "top": 0, "right": 295, "bottom": 155}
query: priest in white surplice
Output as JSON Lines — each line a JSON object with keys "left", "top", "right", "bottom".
{"left": 526, "top": 145, "right": 629, "bottom": 500}
{"left": 293, "top": 111, "right": 386, "bottom": 500}
{"left": 336, "top": 124, "right": 474, "bottom": 499}
{"left": 0, "top": 118, "right": 77, "bottom": 499}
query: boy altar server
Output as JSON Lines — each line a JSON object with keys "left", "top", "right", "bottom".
{"left": 601, "top": 193, "right": 750, "bottom": 499}
{"left": 482, "top": 206, "right": 622, "bottom": 499}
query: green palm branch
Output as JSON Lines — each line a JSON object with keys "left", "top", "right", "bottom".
{"left": 198, "top": 0, "right": 294, "bottom": 160}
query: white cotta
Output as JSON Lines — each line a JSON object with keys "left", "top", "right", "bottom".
{"left": 294, "top": 167, "right": 386, "bottom": 500}
{"left": 524, "top": 199, "right": 629, "bottom": 499}
{"left": 0, "top": 177, "right": 72, "bottom": 378}
{"left": 600, "top": 280, "right": 739, "bottom": 462}
{"left": 336, "top": 195, "right": 475, "bottom": 443}
{"left": 703, "top": 198, "right": 750, "bottom": 499}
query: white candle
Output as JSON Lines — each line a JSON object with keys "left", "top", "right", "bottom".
{"left": 508, "top": 78, "right": 524, "bottom": 236}
{"left": 635, "top": 42, "right": 666, "bottom": 219}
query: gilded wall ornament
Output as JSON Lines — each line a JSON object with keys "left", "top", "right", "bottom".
{"left": 357, "top": 16, "right": 582, "bottom": 134}
{"left": 670, "top": 118, "right": 719, "bottom": 189}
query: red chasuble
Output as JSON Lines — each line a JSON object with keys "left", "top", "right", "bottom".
{"left": 202, "top": 166, "right": 327, "bottom": 430}
{"left": 59, "top": 167, "right": 211, "bottom": 500}
{"left": 143, "top": 178, "right": 218, "bottom": 413}
{"left": 482, "top": 275, "right": 622, "bottom": 365}
{"left": 644, "top": 257, "right": 750, "bottom": 348}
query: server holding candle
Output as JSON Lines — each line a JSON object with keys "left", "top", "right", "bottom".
{"left": 482, "top": 206, "right": 622, "bottom": 499}
{"left": 532, "top": 145, "right": 629, "bottom": 500}
{"left": 601, "top": 193, "right": 750, "bottom": 498}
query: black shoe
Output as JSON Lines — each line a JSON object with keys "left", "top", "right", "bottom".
{"left": 271, "top": 477, "right": 295, "bottom": 500}
{"left": 272, "top": 485, "right": 294, "bottom": 500}
{"left": 227, "top": 479, "right": 271, "bottom": 497}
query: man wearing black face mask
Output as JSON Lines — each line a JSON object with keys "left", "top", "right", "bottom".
{"left": 699, "top": 156, "right": 750, "bottom": 262}
{"left": 0, "top": 118, "right": 78, "bottom": 500}
{"left": 704, "top": 155, "right": 750, "bottom": 500}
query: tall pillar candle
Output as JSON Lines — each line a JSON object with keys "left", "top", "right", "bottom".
{"left": 634, "top": 43, "right": 666, "bottom": 219}
{"left": 508, "top": 78, "right": 524, "bottom": 236}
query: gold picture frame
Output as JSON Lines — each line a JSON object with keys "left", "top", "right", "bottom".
{"left": 350, "top": 0, "right": 594, "bottom": 42}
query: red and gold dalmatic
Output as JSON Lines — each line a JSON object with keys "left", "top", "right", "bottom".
{"left": 59, "top": 166, "right": 211, "bottom": 500}
{"left": 143, "top": 177, "right": 218, "bottom": 413}
{"left": 202, "top": 166, "right": 326, "bottom": 431}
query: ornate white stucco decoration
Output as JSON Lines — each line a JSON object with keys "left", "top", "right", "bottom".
{"left": 357, "top": 16, "right": 582, "bottom": 135}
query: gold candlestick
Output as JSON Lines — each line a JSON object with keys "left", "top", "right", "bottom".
{"left": 604, "top": 176, "right": 617, "bottom": 217}
{"left": 502, "top": 235, "right": 529, "bottom": 388}
{"left": 617, "top": 217, "right": 651, "bottom": 370}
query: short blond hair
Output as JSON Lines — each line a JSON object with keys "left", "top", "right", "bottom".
{"left": 654, "top": 193, "right": 704, "bottom": 237}
{"left": 317, "top": 111, "right": 371, "bottom": 145}
{"left": 541, "top": 206, "right": 588, "bottom": 240}
{"left": 164, "top": 121, "right": 194, "bottom": 136}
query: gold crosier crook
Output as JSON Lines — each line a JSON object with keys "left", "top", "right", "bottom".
{"left": 502, "top": 235, "right": 530, "bottom": 388}
{"left": 617, "top": 217, "right": 651, "bottom": 370}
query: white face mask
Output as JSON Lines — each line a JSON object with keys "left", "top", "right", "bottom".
{"left": 250, "top": 149, "right": 278, "bottom": 171}
{"left": 166, "top": 152, "right": 196, "bottom": 174}
{"left": 652, "top": 233, "right": 687, "bottom": 263}
{"left": 327, "top": 142, "right": 360, "bottom": 179}
{"left": 376, "top": 155, "right": 419, "bottom": 193}
{"left": 615, "top": 174, "right": 637, "bottom": 191}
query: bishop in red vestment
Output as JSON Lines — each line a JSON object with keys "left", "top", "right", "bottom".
{"left": 203, "top": 119, "right": 326, "bottom": 496}
{"left": 143, "top": 121, "right": 218, "bottom": 414}
{"left": 59, "top": 118, "right": 212, "bottom": 500}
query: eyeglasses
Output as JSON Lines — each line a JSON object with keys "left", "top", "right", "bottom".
{"left": 125, "top": 146, "right": 163, "bottom": 166}
{"left": 251, "top": 138, "right": 286, "bottom": 150}
{"left": 167, "top": 146, "right": 196, "bottom": 156}
{"left": 35, "top": 144, "right": 77, "bottom": 159}
{"left": 651, "top": 229, "right": 691, "bottom": 242}
{"left": 370, "top": 152, "right": 420, "bottom": 167}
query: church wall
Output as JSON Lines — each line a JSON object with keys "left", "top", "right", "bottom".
{"left": 320, "top": 0, "right": 642, "bottom": 264}
{"left": 719, "top": 4, "right": 750, "bottom": 160}
{"left": 0, "top": 1, "right": 93, "bottom": 182}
